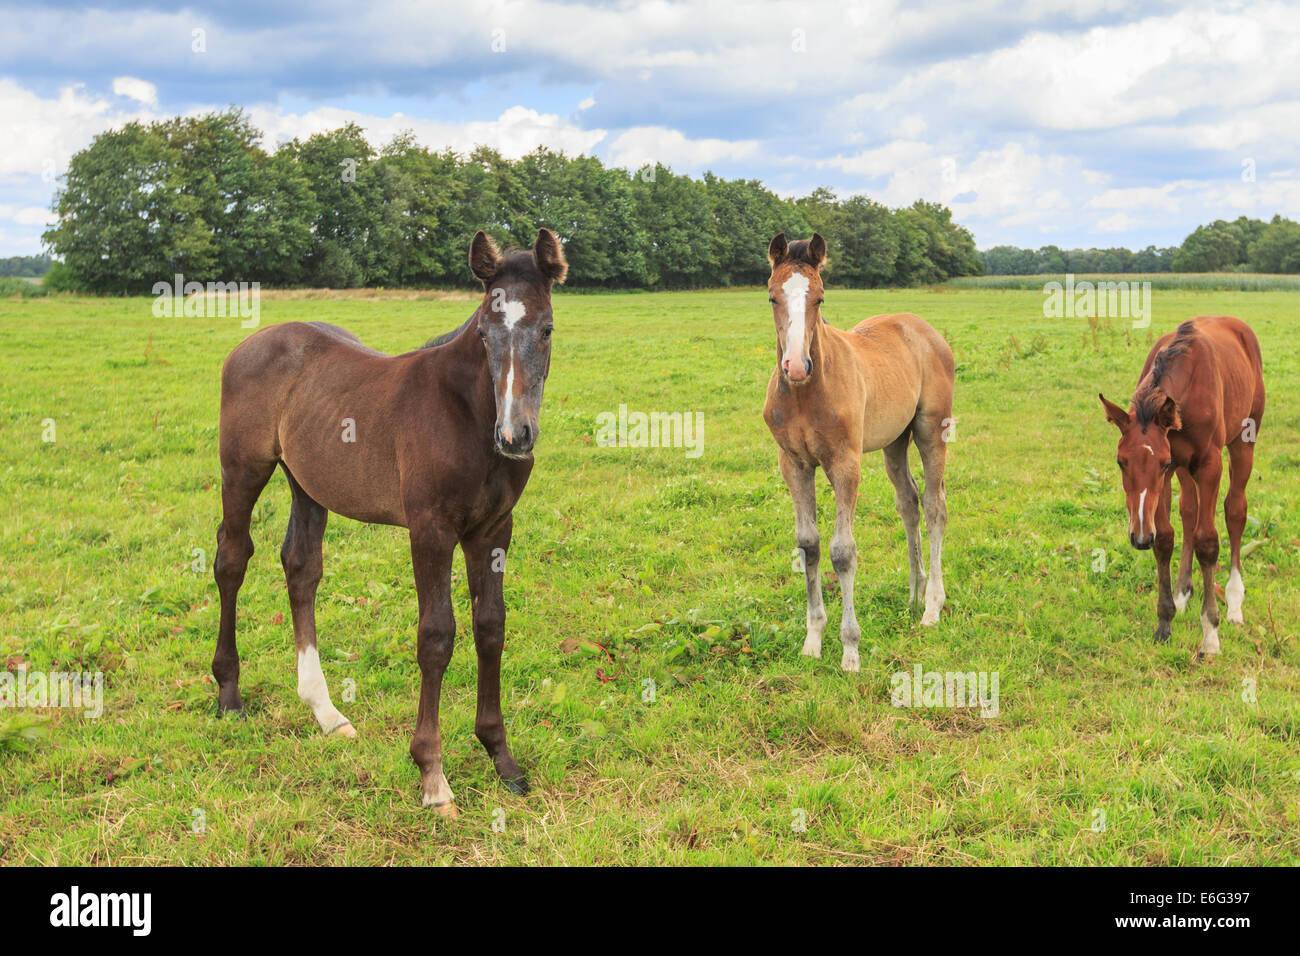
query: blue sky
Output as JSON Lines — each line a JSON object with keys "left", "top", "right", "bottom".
{"left": 1, "top": 0, "right": 1298, "bottom": 256}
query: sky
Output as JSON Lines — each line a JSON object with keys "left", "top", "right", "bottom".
{"left": 1, "top": 0, "right": 1298, "bottom": 257}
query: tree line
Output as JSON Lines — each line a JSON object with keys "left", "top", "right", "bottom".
{"left": 41, "top": 109, "right": 982, "bottom": 294}
{"left": 0, "top": 254, "right": 52, "bottom": 277}
{"left": 981, "top": 215, "right": 1300, "bottom": 275}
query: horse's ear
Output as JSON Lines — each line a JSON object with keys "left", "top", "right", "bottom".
{"left": 1099, "top": 393, "right": 1130, "bottom": 429}
{"left": 1156, "top": 395, "right": 1182, "bottom": 432}
{"left": 469, "top": 230, "right": 503, "bottom": 284}
{"left": 768, "top": 233, "right": 788, "bottom": 266}
{"left": 808, "top": 233, "right": 828, "bottom": 269}
{"left": 534, "top": 228, "right": 568, "bottom": 284}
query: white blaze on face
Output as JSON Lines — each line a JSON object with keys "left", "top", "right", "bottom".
{"left": 781, "top": 272, "right": 810, "bottom": 367}
{"left": 1137, "top": 488, "right": 1148, "bottom": 533}
{"left": 499, "top": 300, "right": 525, "bottom": 438}
{"left": 502, "top": 300, "right": 525, "bottom": 329}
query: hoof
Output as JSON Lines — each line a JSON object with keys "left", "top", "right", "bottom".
{"left": 841, "top": 647, "right": 860, "bottom": 673}
{"left": 328, "top": 721, "right": 357, "bottom": 738}
{"left": 502, "top": 776, "right": 530, "bottom": 796}
{"left": 429, "top": 800, "right": 459, "bottom": 818}
{"left": 1153, "top": 623, "right": 1171, "bottom": 644}
{"left": 216, "top": 704, "right": 245, "bottom": 719}
{"left": 920, "top": 609, "right": 941, "bottom": 627}
{"left": 1226, "top": 609, "right": 1244, "bottom": 626}
{"left": 800, "top": 639, "right": 822, "bottom": 659}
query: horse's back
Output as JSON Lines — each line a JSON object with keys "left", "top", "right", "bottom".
{"left": 1197, "top": 316, "right": 1263, "bottom": 374}
{"left": 848, "top": 312, "right": 955, "bottom": 378}
{"left": 219, "top": 322, "right": 403, "bottom": 466}
{"left": 1142, "top": 316, "right": 1265, "bottom": 438}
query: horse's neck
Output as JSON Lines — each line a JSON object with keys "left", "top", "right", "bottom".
{"left": 423, "top": 308, "right": 493, "bottom": 406}
{"left": 799, "top": 319, "right": 838, "bottom": 390}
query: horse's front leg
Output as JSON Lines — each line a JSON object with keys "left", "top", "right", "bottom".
{"left": 1172, "top": 467, "right": 1198, "bottom": 613}
{"left": 779, "top": 450, "right": 826, "bottom": 659}
{"left": 463, "top": 516, "right": 528, "bottom": 795}
{"left": 1152, "top": 470, "right": 1177, "bottom": 643}
{"left": 824, "top": 456, "right": 862, "bottom": 673}
{"left": 408, "top": 516, "right": 459, "bottom": 814}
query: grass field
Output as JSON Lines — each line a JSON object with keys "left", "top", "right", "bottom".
{"left": 1, "top": 286, "right": 1298, "bottom": 865}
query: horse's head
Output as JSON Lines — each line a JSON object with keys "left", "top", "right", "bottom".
{"left": 469, "top": 228, "right": 567, "bottom": 458}
{"left": 1100, "top": 391, "right": 1180, "bottom": 550}
{"left": 766, "top": 233, "right": 827, "bottom": 384}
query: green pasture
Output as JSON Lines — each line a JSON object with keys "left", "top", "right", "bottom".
{"left": 1, "top": 285, "right": 1297, "bottom": 864}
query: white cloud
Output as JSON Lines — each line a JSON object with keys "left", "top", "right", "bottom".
{"left": 245, "top": 104, "right": 606, "bottom": 159}
{"left": 0, "top": 78, "right": 150, "bottom": 180}
{"left": 112, "top": 76, "right": 158, "bottom": 106}
{"left": 605, "top": 126, "right": 758, "bottom": 172}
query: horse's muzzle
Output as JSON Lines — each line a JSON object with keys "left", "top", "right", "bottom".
{"left": 495, "top": 422, "right": 535, "bottom": 458}
{"left": 782, "top": 356, "right": 812, "bottom": 382}
{"left": 1129, "top": 531, "right": 1153, "bottom": 550}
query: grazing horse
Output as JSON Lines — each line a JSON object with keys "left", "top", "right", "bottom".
{"left": 1099, "top": 316, "right": 1264, "bottom": 657}
{"left": 213, "top": 229, "right": 567, "bottom": 813}
{"left": 762, "top": 233, "right": 955, "bottom": 671}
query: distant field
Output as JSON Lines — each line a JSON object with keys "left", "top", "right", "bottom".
{"left": 947, "top": 273, "right": 1300, "bottom": 292}
{"left": 1, "top": 288, "right": 1297, "bottom": 865}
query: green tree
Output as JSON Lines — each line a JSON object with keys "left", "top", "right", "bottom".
{"left": 1246, "top": 215, "right": 1300, "bottom": 273}
{"left": 44, "top": 121, "right": 211, "bottom": 294}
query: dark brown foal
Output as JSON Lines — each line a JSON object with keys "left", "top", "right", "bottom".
{"left": 213, "top": 229, "right": 567, "bottom": 812}
{"left": 1100, "top": 316, "right": 1265, "bottom": 656}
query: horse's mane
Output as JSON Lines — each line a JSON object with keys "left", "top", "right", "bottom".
{"left": 782, "top": 239, "right": 824, "bottom": 267}
{"left": 421, "top": 313, "right": 474, "bottom": 350}
{"left": 1134, "top": 320, "right": 1197, "bottom": 426}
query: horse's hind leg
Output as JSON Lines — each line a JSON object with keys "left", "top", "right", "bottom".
{"left": 213, "top": 456, "right": 277, "bottom": 714}
{"left": 1191, "top": 454, "right": 1225, "bottom": 657}
{"left": 1223, "top": 440, "right": 1254, "bottom": 625}
{"left": 913, "top": 416, "right": 949, "bottom": 627}
{"left": 1172, "top": 467, "right": 1198, "bottom": 613}
{"left": 282, "top": 468, "right": 353, "bottom": 737}
{"left": 883, "top": 430, "right": 926, "bottom": 611}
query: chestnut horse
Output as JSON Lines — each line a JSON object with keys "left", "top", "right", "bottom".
{"left": 1099, "top": 316, "right": 1264, "bottom": 656}
{"left": 762, "top": 233, "right": 955, "bottom": 671}
{"left": 213, "top": 229, "right": 567, "bottom": 813}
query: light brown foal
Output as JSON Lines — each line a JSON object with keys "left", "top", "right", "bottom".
{"left": 762, "top": 233, "right": 955, "bottom": 671}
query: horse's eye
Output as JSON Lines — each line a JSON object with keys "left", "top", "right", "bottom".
{"left": 477, "top": 327, "right": 487, "bottom": 340}
{"left": 815, "top": 298, "right": 824, "bottom": 306}
{"left": 1161, "top": 460, "right": 1172, "bottom": 471}
{"left": 541, "top": 327, "right": 552, "bottom": 340}
{"left": 1116, "top": 458, "right": 1124, "bottom": 469}
{"left": 769, "top": 297, "right": 777, "bottom": 305}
